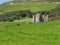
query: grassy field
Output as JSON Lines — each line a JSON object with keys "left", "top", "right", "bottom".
{"left": 0, "top": 20, "right": 60, "bottom": 45}
{"left": 0, "top": 2, "right": 56, "bottom": 14}
{"left": 0, "top": 2, "right": 60, "bottom": 45}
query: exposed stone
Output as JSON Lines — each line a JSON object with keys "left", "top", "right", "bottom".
{"left": 43, "top": 15, "right": 48, "bottom": 22}
{"left": 35, "top": 13, "right": 40, "bottom": 23}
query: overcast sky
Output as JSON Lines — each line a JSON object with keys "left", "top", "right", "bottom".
{"left": 0, "top": 0, "right": 12, "bottom": 4}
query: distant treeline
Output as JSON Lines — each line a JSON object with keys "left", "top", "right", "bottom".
{"left": 0, "top": 10, "right": 32, "bottom": 22}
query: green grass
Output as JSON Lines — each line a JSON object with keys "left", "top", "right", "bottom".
{"left": 0, "top": 2, "right": 56, "bottom": 14}
{"left": 0, "top": 20, "right": 60, "bottom": 45}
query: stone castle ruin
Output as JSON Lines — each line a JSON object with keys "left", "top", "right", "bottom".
{"left": 33, "top": 11, "right": 49, "bottom": 23}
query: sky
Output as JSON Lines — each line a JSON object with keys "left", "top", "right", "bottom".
{"left": 0, "top": 0, "right": 12, "bottom": 4}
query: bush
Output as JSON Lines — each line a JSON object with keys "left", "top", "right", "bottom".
{"left": 0, "top": 10, "right": 32, "bottom": 22}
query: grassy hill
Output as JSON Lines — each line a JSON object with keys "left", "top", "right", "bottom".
{"left": 0, "top": 20, "right": 60, "bottom": 45}
{"left": 0, "top": 1, "right": 60, "bottom": 45}
{"left": 0, "top": 2, "right": 56, "bottom": 14}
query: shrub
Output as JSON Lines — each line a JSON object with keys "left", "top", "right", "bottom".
{"left": 0, "top": 10, "right": 32, "bottom": 22}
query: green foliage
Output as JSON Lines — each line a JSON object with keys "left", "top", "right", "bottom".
{"left": 0, "top": 10, "right": 32, "bottom": 22}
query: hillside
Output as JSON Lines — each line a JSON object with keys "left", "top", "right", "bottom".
{"left": 0, "top": 2, "right": 56, "bottom": 14}
{"left": 0, "top": 1, "right": 60, "bottom": 45}
{"left": 0, "top": 20, "right": 60, "bottom": 45}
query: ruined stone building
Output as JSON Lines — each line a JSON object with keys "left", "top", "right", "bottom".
{"left": 33, "top": 11, "right": 49, "bottom": 23}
